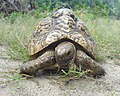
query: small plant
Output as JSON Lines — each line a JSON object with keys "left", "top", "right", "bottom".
{"left": 12, "top": 73, "right": 23, "bottom": 81}
{"left": 61, "top": 65, "right": 90, "bottom": 78}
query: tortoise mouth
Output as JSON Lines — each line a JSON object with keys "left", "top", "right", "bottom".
{"left": 56, "top": 58, "right": 73, "bottom": 67}
{"left": 30, "top": 38, "right": 95, "bottom": 60}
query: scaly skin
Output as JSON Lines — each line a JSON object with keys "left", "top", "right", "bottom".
{"left": 75, "top": 50, "right": 105, "bottom": 77}
{"left": 20, "top": 50, "right": 56, "bottom": 75}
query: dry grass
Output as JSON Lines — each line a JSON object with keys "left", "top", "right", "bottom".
{"left": 0, "top": 12, "right": 120, "bottom": 62}
{"left": 85, "top": 18, "right": 120, "bottom": 61}
{"left": 0, "top": 14, "right": 38, "bottom": 61}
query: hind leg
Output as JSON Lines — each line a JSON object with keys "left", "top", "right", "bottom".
{"left": 75, "top": 50, "right": 105, "bottom": 77}
{"left": 20, "top": 50, "right": 56, "bottom": 75}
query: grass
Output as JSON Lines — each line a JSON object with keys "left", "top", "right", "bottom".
{"left": 85, "top": 18, "right": 120, "bottom": 61}
{"left": 61, "top": 67, "right": 90, "bottom": 79}
{"left": 0, "top": 12, "right": 48, "bottom": 61}
{"left": 0, "top": 16, "right": 32, "bottom": 61}
{"left": 0, "top": 11, "right": 120, "bottom": 62}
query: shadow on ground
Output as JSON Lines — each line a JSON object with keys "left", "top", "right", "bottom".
{"left": 0, "top": 46, "right": 120, "bottom": 96}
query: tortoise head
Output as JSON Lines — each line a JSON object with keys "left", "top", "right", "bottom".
{"left": 52, "top": 8, "right": 77, "bottom": 21}
{"left": 55, "top": 41, "right": 76, "bottom": 67}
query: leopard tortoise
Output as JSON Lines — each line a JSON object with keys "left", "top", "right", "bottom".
{"left": 20, "top": 8, "right": 105, "bottom": 77}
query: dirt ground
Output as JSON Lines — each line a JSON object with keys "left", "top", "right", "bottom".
{"left": 0, "top": 45, "right": 120, "bottom": 96}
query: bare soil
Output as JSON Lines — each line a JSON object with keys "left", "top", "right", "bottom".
{"left": 0, "top": 46, "right": 120, "bottom": 96}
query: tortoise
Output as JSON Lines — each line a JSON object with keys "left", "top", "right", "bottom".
{"left": 20, "top": 8, "right": 105, "bottom": 77}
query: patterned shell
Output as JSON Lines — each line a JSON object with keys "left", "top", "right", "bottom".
{"left": 28, "top": 8, "right": 96, "bottom": 59}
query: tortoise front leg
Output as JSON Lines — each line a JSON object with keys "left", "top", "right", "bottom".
{"left": 75, "top": 50, "right": 105, "bottom": 77}
{"left": 20, "top": 50, "right": 56, "bottom": 75}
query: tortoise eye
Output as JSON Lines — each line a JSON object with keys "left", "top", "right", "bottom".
{"left": 67, "top": 51, "right": 71, "bottom": 55}
{"left": 67, "top": 50, "right": 72, "bottom": 55}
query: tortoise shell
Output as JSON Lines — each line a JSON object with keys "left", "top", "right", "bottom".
{"left": 28, "top": 8, "right": 96, "bottom": 60}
